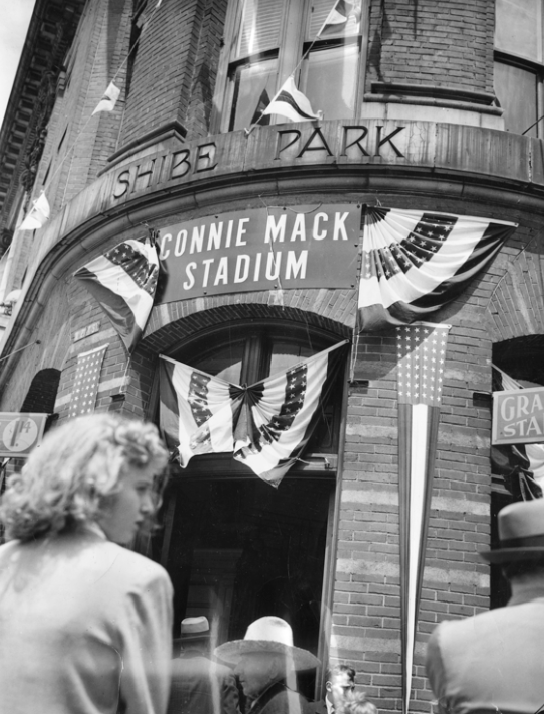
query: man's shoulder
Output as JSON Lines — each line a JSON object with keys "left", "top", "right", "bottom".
{"left": 313, "top": 699, "right": 328, "bottom": 714}
{"left": 260, "top": 688, "right": 313, "bottom": 714}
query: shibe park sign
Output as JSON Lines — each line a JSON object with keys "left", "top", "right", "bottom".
{"left": 157, "top": 203, "right": 360, "bottom": 302}
{"left": 493, "top": 388, "right": 544, "bottom": 445}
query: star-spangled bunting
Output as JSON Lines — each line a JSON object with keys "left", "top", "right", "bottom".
{"left": 396, "top": 322, "right": 450, "bottom": 714}
{"left": 73, "top": 239, "right": 159, "bottom": 353}
{"left": 358, "top": 207, "right": 518, "bottom": 332}
{"left": 159, "top": 341, "right": 348, "bottom": 487}
{"left": 68, "top": 344, "right": 107, "bottom": 418}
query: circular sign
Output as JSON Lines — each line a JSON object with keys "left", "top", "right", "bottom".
{"left": 2, "top": 418, "right": 39, "bottom": 452}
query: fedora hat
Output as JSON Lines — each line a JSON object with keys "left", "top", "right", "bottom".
{"left": 480, "top": 499, "right": 544, "bottom": 564}
{"left": 175, "top": 616, "right": 210, "bottom": 642}
{"left": 214, "top": 616, "right": 319, "bottom": 671}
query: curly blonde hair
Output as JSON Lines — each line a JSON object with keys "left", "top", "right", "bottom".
{"left": 0, "top": 413, "right": 169, "bottom": 542}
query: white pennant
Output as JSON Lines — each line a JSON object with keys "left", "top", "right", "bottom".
{"left": 19, "top": 192, "right": 50, "bottom": 230}
{"left": 92, "top": 82, "right": 120, "bottom": 115}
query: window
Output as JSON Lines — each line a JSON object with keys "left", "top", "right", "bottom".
{"left": 494, "top": 0, "right": 544, "bottom": 136}
{"left": 150, "top": 321, "right": 346, "bottom": 698}
{"left": 215, "top": 0, "right": 365, "bottom": 132}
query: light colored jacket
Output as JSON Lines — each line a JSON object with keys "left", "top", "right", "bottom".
{"left": 426, "top": 583, "right": 544, "bottom": 714}
{"left": 0, "top": 526, "right": 173, "bottom": 714}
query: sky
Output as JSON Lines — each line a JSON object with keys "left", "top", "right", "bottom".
{"left": 0, "top": 0, "right": 36, "bottom": 126}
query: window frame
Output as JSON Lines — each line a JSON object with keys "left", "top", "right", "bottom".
{"left": 210, "top": 0, "right": 369, "bottom": 134}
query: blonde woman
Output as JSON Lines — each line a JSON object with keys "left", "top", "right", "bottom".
{"left": 0, "top": 413, "right": 174, "bottom": 714}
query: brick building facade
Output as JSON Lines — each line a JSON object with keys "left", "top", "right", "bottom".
{"left": 0, "top": 0, "right": 541, "bottom": 711}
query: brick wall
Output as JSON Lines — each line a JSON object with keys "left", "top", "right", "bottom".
{"left": 366, "top": 0, "right": 495, "bottom": 95}
{"left": 119, "top": 0, "right": 216, "bottom": 147}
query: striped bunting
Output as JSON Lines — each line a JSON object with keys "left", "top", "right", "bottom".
{"left": 73, "top": 239, "right": 159, "bottom": 353}
{"left": 358, "top": 207, "right": 517, "bottom": 332}
{"left": 159, "top": 340, "right": 347, "bottom": 487}
{"left": 396, "top": 322, "right": 450, "bottom": 714}
{"left": 262, "top": 75, "right": 321, "bottom": 124}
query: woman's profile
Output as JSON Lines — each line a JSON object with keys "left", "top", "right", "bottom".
{"left": 0, "top": 412, "right": 174, "bottom": 714}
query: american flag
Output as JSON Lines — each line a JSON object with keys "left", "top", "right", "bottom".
{"left": 396, "top": 322, "right": 450, "bottom": 714}
{"left": 358, "top": 207, "right": 517, "bottom": 332}
{"left": 159, "top": 341, "right": 347, "bottom": 487}
{"left": 73, "top": 239, "right": 159, "bottom": 352}
{"left": 68, "top": 345, "right": 107, "bottom": 418}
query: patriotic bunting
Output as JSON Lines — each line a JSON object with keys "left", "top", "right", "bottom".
{"left": 92, "top": 81, "right": 120, "bottom": 115}
{"left": 68, "top": 345, "right": 108, "bottom": 417}
{"left": 19, "top": 192, "right": 50, "bottom": 230}
{"left": 396, "top": 322, "right": 450, "bottom": 714}
{"left": 73, "top": 239, "right": 159, "bottom": 353}
{"left": 318, "top": 0, "right": 361, "bottom": 36}
{"left": 358, "top": 207, "right": 517, "bottom": 332}
{"left": 491, "top": 366, "right": 544, "bottom": 500}
{"left": 159, "top": 340, "right": 348, "bottom": 487}
{"left": 262, "top": 75, "right": 321, "bottom": 124}
{"left": 250, "top": 88, "right": 271, "bottom": 126}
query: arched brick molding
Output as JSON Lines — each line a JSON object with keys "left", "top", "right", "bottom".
{"left": 141, "top": 299, "right": 354, "bottom": 355}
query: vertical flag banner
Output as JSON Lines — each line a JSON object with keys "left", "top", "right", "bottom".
{"left": 73, "top": 239, "right": 159, "bottom": 353}
{"left": 358, "top": 207, "right": 517, "bottom": 332}
{"left": 262, "top": 75, "right": 321, "bottom": 124}
{"left": 318, "top": 0, "right": 361, "bottom": 36}
{"left": 92, "top": 81, "right": 120, "bottom": 115}
{"left": 68, "top": 344, "right": 107, "bottom": 418}
{"left": 491, "top": 366, "right": 544, "bottom": 500}
{"left": 19, "top": 192, "right": 50, "bottom": 230}
{"left": 396, "top": 322, "right": 450, "bottom": 714}
{"left": 159, "top": 340, "right": 348, "bottom": 487}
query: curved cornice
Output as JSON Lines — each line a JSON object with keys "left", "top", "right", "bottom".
{"left": 1, "top": 120, "right": 543, "bottom": 393}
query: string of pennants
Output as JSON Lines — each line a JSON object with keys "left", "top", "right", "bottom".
{"left": 19, "top": 0, "right": 361, "bottom": 230}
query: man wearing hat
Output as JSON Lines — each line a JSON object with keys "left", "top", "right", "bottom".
{"left": 426, "top": 499, "right": 544, "bottom": 714}
{"left": 215, "top": 616, "right": 319, "bottom": 713}
{"left": 167, "top": 616, "right": 240, "bottom": 714}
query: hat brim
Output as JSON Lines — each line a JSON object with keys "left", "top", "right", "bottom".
{"left": 214, "top": 640, "right": 320, "bottom": 671}
{"left": 173, "top": 632, "right": 211, "bottom": 645}
{"left": 479, "top": 546, "right": 544, "bottom": 564}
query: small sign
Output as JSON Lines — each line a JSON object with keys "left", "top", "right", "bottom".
{"left": 0, "top": 413, "right": 48, "bottom": 457}
{"left": 73, "top": 321, "right": 100, "bottom": 342}
{"left": 492, "top": 387, "right": 544, "bottom": 445}
{"left": 157, "top": 204, "right": 361, "bottom": 303}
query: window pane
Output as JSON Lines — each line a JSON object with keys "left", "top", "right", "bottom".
{"left": 494, "top": 61, "right": 538, "bottom": 137}
{"left": 495, "top": 0, "right": 541, "bottom": 62}
{"left": 192, "top": 339, "right": 245, "bottom": 383}
{"left": 269, "top": 341, "right": 315, "bottom": 376}
{"left": 304, "top": 44, "right": 359, "bottom": 120}
{"left": 308, "top": 0, "right": 362, "bottom": 39}
{"left": 229, "top": 57, "right": 278, "bottom": 131}
{"left": 235, "top": 0, "right": 286, "bottom": 58}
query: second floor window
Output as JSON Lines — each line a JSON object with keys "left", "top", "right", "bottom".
{"left": 494, "top": 0, "right": 544, "bottom": 137}
{"left": 215, "top": 0, "right": 365, "bottom": 132}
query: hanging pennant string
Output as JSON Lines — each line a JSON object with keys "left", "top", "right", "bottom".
{"left": 30, "top": 0, "right": 165, "bottom": 222}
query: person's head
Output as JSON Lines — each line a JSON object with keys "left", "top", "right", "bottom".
{"left": 339, "top": 691, "right": 377, "bottom": 714}
{"left": 480, "top": 499, "right": 544, "bottom": 581}
{"left": 0, "top": 413, "right": 169, "bottom": 544}
{"left": 176, "top": 616, "right": 211, "bottom": 655}
{"left": 234, "top": 651, "right": 287, "bottom": 700}
{"left": 215, "top": 616, "right": 320, "bottom": 700}
{"left": 325, "top": 664, "right": 356, "bottom": 707}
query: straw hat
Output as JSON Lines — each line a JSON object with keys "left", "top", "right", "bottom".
{"left": 214, "top": 616, "right": 320, "bottom": 671}
{"left": 175, "top": 616, "right": 210, "bottom": 643}
{"left": 480, "top": 499, "right": 544, "bottom": 564}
